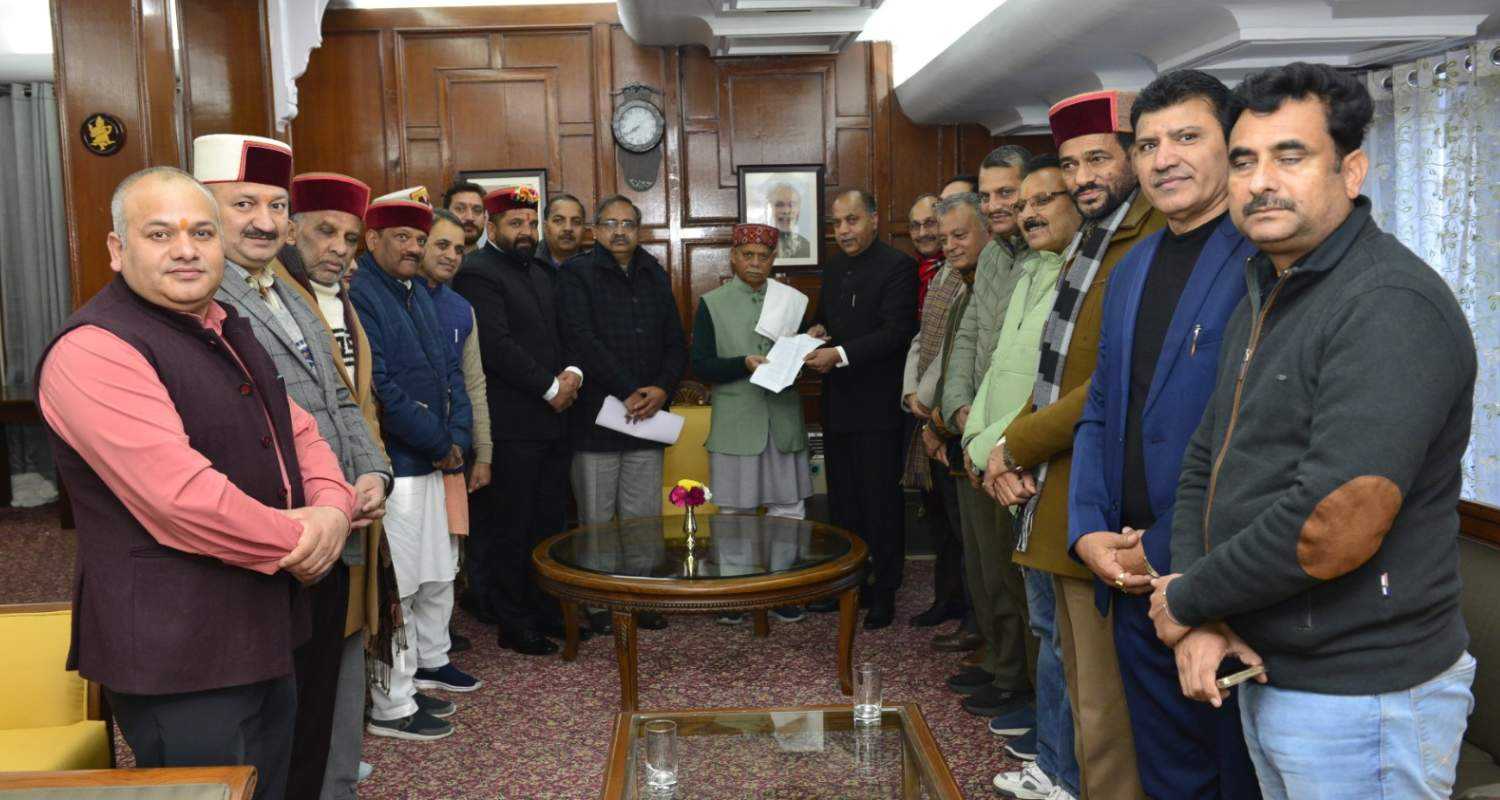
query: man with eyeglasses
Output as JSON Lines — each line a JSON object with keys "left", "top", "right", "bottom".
{"left": 557, "top": 195, "right": 688, "bottom": 633}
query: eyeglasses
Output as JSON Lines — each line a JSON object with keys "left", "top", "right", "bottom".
{"left": 1013, "top": 191, "right": 1070, "bottom": 214}
{"left": 596, "top": 219, "right": 639, "bottom": 231}
{"left": 910, "top": 219, "right": 940, "bottom": 232}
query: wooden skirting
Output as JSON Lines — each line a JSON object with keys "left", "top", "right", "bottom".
{"left": 1462, "top": 499, "right": 1500, "bottom": 548}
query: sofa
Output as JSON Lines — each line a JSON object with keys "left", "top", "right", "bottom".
{"left": 0, "top": 602, "right": 111, "bottom": 772}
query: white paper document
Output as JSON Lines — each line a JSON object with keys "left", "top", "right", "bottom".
{"left": 754, "top": 280, "right": 810, "bottom": 341}
{"left": 749, "top": 333, "right": 824, "bottom": 394}
{"left": 593, "top": 395, "right": 685, "bottom": 445}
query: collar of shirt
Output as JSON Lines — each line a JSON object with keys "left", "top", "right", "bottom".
{"left": 310, "top": 279, "right": 341, "bottom": 300}
{"left": 226, "top": 260, "right": 277, "bottom": 297}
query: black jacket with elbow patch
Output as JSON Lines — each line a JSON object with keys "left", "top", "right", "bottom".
{"left": 1166, "top": 197, "right": 1476, "bottom": 694}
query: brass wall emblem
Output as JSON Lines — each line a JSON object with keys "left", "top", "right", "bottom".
{"left": 81, "top": 113, "right": 126, "bottom": 156}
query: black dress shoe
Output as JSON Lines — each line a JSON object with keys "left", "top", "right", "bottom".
{"left": 806, "top": 598, "right": 840, "bottom": 613}
{"left": 447, "top": 630, "right": 472, "bottom": 654}
{"left": 932, "top": 630, "right": 983, "bottom": 652}
{"left": 497, "top": 629, "right": 559, "bottom": 656}
{"left": 588, "top": 610, "right": 613, "bottom": 634}
{"left": 539, "top": 620, "right": 591, "bottom": 642}
{"left": 863, "top": 602, "right": 895, "bottom": 630}
{"left": 637, "top": 612, "right": 669, "bottom": 630}
{"left": 945, "top": 666, "right": 995, "bottom": 694}
{"left": 908, "top": 603, "right": 964, "bottom": 628}
{"left": 962, "top": 686, "right": 1032, "bottom": 717}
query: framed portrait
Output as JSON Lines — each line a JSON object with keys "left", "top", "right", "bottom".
{"left": 457, "top": 167, "right": 548, "bottom": 217}
{"left": 737, "top": 164, "right": 825, "bottom": 269}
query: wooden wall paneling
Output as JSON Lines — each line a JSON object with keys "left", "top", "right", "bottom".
{"left": 591, "top": 25, "right": 618, "bottom": 210}
{"left": 178, "top": 0, "right": 273, "bottom": 144}
{"left": 437, "top": 67, "right": 560, "bottom": 197}
{"left": 139, "top": 0, "right": 182, "bottom": 167}
{"left": 716, "top": 61, "right": 836, "bottom": 188}
{"left": 291, "top": 31, "right": 392, "bottom": 190}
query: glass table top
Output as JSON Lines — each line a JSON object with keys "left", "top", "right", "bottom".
{"left": 614, "top": 707, "right": 951, "bottom": 799}
{"left": 547, "top": 515, "right": 853, "bottom": 581}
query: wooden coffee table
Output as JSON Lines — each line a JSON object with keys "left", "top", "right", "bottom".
{"left": 533, "top": 514, "right": 867, "bottom": 711}
{"left": 599, "top": 704, "right": 963, "bottom": 799}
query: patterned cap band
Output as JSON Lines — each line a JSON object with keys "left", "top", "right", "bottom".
{"left": 484, "top": 186, "right": 540, "bottom": 215}
{"left": 733, "top": 223, "right": 780, "bottom": 249}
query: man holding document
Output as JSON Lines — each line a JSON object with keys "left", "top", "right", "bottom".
{"left": 558, "top": 195, "right": 688, "bottom": 631}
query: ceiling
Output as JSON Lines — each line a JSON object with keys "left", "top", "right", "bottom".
{"left": 618, "top": 0, "right": 886, "bottom": 57}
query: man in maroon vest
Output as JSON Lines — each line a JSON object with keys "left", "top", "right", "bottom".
{"left": 36, "top": 166, "right": 357, "bottom": 800}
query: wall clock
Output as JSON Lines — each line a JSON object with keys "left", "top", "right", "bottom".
{"left": 612, "top": 84, "right": 665, "bottom": 191}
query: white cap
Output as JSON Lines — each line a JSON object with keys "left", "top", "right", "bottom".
{"left": 372, "top": 186, "right": 432, "bottom": 207}
{"left": 191, "top": 133, "right": 293, "bottom": 190}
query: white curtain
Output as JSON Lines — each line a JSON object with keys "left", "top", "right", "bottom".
{"left": 1365, "top": 41, "right": 1500, "bottom": 506}
{"left": 0, "top": 82, "right": 70, "bottom": 394}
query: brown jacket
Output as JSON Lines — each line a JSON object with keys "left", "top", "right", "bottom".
{"left": 1007, "top": 193, "right": 1167, "bottom": 578}
{"left": 272, "top": 257, "right": 386, "bottom": 637}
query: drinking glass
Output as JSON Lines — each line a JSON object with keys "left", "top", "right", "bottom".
{"left": 853, "top": 662, "right": 882, "bottom": 724}
{"left": 643, "top": 719, "right": 678, "bottom": 788}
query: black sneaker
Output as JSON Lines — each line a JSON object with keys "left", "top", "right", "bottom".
{"left": 366, "top": 709, "right": 453, "bottom": 741}
{"left": 414, "top": 692, "right": 455, "bottom": 719}
{"left": 962, "top": 686, "right": 1032, "bottom": 717}
{"left": 945, "top": 666, "right": 995, "bottom": 694}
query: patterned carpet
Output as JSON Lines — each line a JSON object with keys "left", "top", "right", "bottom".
{"left": 0, "top": 503, "right": 1023, "bottom": 798}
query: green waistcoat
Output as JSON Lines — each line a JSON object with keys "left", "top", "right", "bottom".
{"left": 701, "top": 278, "right": 808, "bottom": 456}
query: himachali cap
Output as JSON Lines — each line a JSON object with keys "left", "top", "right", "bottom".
{"left": 191, "top": 134, "right": 294, "bottom": 191}
{"left": 1048, "top": 90, "right": 1137, "bottom": 149}
{"left": 364, "top": 185, "right": 434, "bottom": 234}
{"left": 483, "top": 185, "right": 540, "bottom": 216}
{"left": 290, "top": 172, "right": 371, "bottom": 219}
{"left": 732, "top": 223, "right": 780, "bottom": 250}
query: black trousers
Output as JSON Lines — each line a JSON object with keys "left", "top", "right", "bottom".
{"left": 108, "top": 674, "right": 297, "bottom": 800}
{"left": 924, "top": 459, "right": 967, "bottom": 613}
{"left": 286, "top": 563, "right": 349, "bottom": 800}
{"left": 825, "top": 429, "right": 906, "bottom": 598}
{"left": 469, "top": 437, "right": 571, "bottom": 635}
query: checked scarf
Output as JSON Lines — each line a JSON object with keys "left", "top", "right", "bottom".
{"left": 902, "top": 264, "right": 968, "bottom": 489}
{"left": 1015, "top": 192, "right": 1136, "bottom": 552}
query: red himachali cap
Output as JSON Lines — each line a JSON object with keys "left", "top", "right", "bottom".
{"left": 1047, "top": 90, "right": 1137, "bottom": 149}
{"left": 290, "top": 172, "right": 371, "bottom": 219}
{"left": 732, "top": 223, "right": 780, "bottom": 249}
{"left": 483, "top": 186, "right": 540, "bottom": 216}
{"left": 191, "top": 134, "right": 294, "bottom": 191}
{"left": 365, "top": 186, "right": 434, "bottom": 233}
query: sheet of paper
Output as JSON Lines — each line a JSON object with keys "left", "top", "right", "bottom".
{"left": 754, "top": 279, "right": 810, "bottom": 341}
{"left": 749, "top": 333, "right": 824, "bottom": 394}
{"left": 593, "top": 395, "right": 685, "bottom": 445}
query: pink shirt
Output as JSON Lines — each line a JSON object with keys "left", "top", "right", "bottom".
{"left": 38, "top": 302, "right": 356, "bottom": 575}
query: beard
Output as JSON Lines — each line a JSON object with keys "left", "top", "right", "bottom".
{"left": 1076, "top": 176, "right": 1136, "bottom": 221}
{"left": 503, "top": 235, "right": 536, "bottom": 258}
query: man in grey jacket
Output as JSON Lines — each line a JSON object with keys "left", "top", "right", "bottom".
{"left": 194, "top": 134, "right": 391, "bottom": 799}
{"left": 934, "top": 145, "right": 1036, "bottom": 715}
{"left": 1151, "top": 63, "right": 1477, "bottom": 799}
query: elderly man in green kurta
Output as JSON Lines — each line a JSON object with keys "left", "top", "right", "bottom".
{"left": 691, "top": 222, "right": 812, "bottom": 625}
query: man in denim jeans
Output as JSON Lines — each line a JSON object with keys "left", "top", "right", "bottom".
{"left": 1151, "top": 62, "right": 1477, "bottom": 799}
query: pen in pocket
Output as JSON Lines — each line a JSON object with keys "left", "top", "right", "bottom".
{"left": 1190, "top": 324, "right": 1202, "bottom": 356}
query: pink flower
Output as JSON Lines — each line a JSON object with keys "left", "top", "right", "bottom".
{"left": 686, "top": 487, "right": 705, "bottom": 506}
{"left": 669, "top": 486, "right": 687, "bottom": 507}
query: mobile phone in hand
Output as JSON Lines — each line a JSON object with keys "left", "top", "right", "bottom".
{"left": 1215, "top": 664, "right": 1266, "bottom": 690}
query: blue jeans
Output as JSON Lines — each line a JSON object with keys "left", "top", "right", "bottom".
{"left": 1024, "top": 567, "right": 1079, "bottom": 796}
{"left": 1238, "top": 651, "right": 1475, "bottom": 800}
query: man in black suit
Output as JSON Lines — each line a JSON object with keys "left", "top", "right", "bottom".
{"left": 804, "top": 189, "right": 918, "bottom": 628}
{"left": 452, "top": 186, "right": 581, "bottom": 656}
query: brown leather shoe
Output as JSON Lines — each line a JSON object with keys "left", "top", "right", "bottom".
{"left": 960, "top": 649, "right": 984, "bottom": 668}
{"left": 932, "top": 630, "right": 982, "bottom": 652}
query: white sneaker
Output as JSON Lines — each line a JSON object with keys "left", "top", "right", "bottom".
{"left": 992, "top": 761, "right": 1056, "bottom": 799}
{"left": 1044, "top": 786, "right": 1076, "bottom": 800}
{"left": 357, "top": 761, "right": 373, "bottom": 782}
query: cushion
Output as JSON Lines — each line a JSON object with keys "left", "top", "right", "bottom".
{"left": 661, "top": 405, "right": 718, "bottom": 516}
{"left": 0, "top": 720, "right": 110, "bottom": 771}
{"left": 0, "top": 608, "right": 88, "bottom": 729}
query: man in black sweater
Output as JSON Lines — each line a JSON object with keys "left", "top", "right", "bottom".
{"left": 804, "top": 189, "right": 918, "bottom": 629}
{"left": 1150, "top": 63, "right": 1477, "bottom": 798}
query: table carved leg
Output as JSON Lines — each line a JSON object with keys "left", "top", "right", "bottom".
{"left": 752, "top": 610, "right": 769, "bottom": 638}
{"left": 837, "top": 587, "right": 858, "bottom": 695}
{"left": 560, "top": 601, "right": 581, "bottom": 662}
{"left": 612, "top": 609, "right": 640, "bottom": 711}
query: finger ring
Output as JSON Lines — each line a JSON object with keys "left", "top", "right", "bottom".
{"left": 1114, "top": 572, "right": 1126, "bottom": 588}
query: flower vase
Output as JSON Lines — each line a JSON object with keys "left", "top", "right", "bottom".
{"left": 683, "top": 505, "right": 698, "bottom": 550}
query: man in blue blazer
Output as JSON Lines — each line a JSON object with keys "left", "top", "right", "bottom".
{"left": 1069, "top": 71, "right": 1261, "bottom": 798}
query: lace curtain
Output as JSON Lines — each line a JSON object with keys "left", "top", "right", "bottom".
{"left": 1365, "top": 40, "right": 1500, "bottom": 506}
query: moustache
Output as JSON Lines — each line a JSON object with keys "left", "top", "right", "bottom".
{"left": 1072, "top": 182, "right": 1103, "bottom": 200}
{"left": 610, "top": 236, "right": 629, "bottom": 245}
{"left": 240, "top": 228, "right": 279, "bottom": 241}
{"left": 1023, "top": 217, "right": 1047, "bottom": 231}
{"left": 1243, "top": 194, "right": 1296, "bottom": 215}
